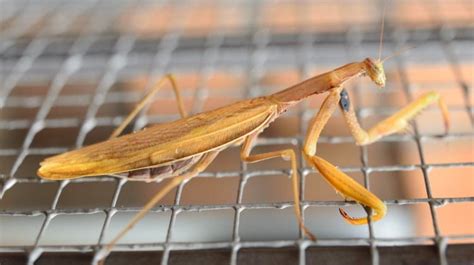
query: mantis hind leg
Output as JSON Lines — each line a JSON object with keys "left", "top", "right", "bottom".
{"left": 240, "top": 133, "right": 316, "bottom": 241}
{"left": 303, "top": 87, "right": 386, "bottom": 225}
{"left": 96, "top": 151, "right": 218, "bottom": 263}
{"left": 109, "top": 74, "right": 188, "bottom": 139}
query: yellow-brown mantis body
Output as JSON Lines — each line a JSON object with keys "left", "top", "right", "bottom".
{"left": 38, "top": 56, "right": 450, "bottom": 257}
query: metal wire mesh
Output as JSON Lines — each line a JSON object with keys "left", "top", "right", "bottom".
{"left": 0, "top": 0, "right": 473, "bottom": 264}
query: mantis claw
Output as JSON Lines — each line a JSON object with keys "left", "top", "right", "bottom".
{"left": 338, "top": 208, "right": 353, "bottom": 221}
{"left": 307, "top": 155, "right": 387, "bottom": 225}
{"left": 338, "top": 206, "right": 385, "bottom": 225}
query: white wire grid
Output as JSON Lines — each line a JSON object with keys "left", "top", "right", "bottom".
{"left": 0, "top": 0, "right": 473, "bottom": 264}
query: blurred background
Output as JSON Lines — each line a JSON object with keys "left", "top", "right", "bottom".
{"left": 0, "top": 0, "right": 473, "bottom": 264}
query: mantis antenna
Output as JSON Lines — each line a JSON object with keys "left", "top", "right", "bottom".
{"left": 377, "top": 0, "right": 417, "bottom": 63}
{"left": 378, "top": 0, "right": 388, "bottom": 61}
{"left": 381, "top": 45, "right": 417, "bottom": 62}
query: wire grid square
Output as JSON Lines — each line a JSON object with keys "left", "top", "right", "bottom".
{"left": 0, "top": 0, "right": 473, "bottom": 265}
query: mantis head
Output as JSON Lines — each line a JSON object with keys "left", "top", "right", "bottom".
{"left": 363, "top": 58, "right": 386, "bottom": 88}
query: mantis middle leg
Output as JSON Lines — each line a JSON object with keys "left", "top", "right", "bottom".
{"left": 98, "top": 151, "right": 219, "bottom": 261}
{"left": 240, "top": 133, "right": 316, "bottom": 240}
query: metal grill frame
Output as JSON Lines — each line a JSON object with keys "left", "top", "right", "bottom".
{"left": 0, "top": 0, "right": 473, "bottom": 265}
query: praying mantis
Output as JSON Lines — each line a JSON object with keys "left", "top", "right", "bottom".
{"left": 36, "top": 10, "right": 450, "bottom": 262}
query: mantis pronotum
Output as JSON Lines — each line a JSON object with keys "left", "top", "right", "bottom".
{"left": 37, "top": 5, "right": 450, "bottom": 262}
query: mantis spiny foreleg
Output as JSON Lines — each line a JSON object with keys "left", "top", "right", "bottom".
{"left": 303, "top": 86, "right": 386, "bottom": 225}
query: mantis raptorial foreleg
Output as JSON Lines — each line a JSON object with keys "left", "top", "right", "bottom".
{"left": 98, "top": 151, "right": 219, "bottom": 262}
{"left": 240, "top": 133, "right": 317, "bottom": 241}
{"left": 109, "top": 74, "right": 188, "bottom": 139}
{"left": 303, "top": 86, "right": 386, "bottom": 225}
{"left": 303, "top": 88, "right": 450, "bottom": 225}
{"left": 339, "top": 89, "right": 450, "bottom": 145}
{"left": 303, "top": 87, "right": 343, "bottom": 156}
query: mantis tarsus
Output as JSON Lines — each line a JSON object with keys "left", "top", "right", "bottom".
{"left": 37, "top": 15, "right": 450, "bottom": 263}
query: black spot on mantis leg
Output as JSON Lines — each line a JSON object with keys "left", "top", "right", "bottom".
{"left": 339, "top": 88, "right": 350, "bottom": 112}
